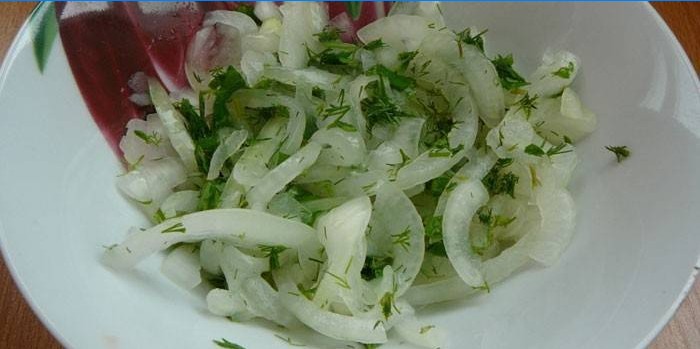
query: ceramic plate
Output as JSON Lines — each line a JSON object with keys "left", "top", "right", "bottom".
{"left": 0, "top": 2, "right": 699, "bottom": 349}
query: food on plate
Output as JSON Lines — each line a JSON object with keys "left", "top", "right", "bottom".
{"left": 104, "top": 2, "right": 596, "bottom": 347}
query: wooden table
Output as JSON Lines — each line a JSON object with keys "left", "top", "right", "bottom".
{"left": 0, "top": 2, "right": 698, "bottom": 348}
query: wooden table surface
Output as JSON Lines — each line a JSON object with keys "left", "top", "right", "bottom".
{"left": 0, "top": 2, "right": 698, "bottom": 348}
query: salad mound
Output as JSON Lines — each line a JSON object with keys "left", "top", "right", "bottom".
{"left": 105, "top": 2, "right": 596, "bottom": 348}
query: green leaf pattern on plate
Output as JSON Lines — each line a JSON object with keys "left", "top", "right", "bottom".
{"left": 30, "top": 2, "right": 58, "bottom": 73}
{"left": 345, "top": 1, "right": 363, "bottom": 20}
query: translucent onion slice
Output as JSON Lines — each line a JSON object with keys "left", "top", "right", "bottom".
{"left": 231, "top": 89, "right": 307, "bottom": 155}
{"left": 161, "top": 244, "right": 201, "bottom": 290}
{"left": 388, "top": 1, "right": 445, "bottom": 27}
{"left": 442, "top": 180, "right": 489, "bottom": 287}
{"left": 103, "top": 209, "right": 318, "bottom": 270}
{"left": 254, "top": 2, "right": 281, "bottom": 21}
{"left": 311, "top": 128, "right": 367, "bottom": 168}
{"left": 434, "top": 150, "right": 496, "bottom": 216}
{"left": 240, "top": 275, "right": 299, "bottom": 328}
{"left": 526, "top": 50, "right": 580, "bottom": 98}
{"left": 313, "top": 196, "right": 372, "bottom": 313}
{"left": 280, "top": 283, "right": 388, "bottom": 344}
{"left": 200, "top": 239, "right": 225, "bottom": 275}
{"left": 159, "top": 190, "right": 199, "bottom": 219}
{"left": 369, "top": 182, "right": 425, "bottom": 296}
{"left": 207, "top": 129, "right": 248, "bottom": 180}
{"left": 393, "top": 313, "right": 447, "bottom": 349}
{"left": 119, "top": 114, "right": 175, "bottom": 165}
{"left": 357, "top": 14, "right": 432, "bottom": 52}
{"left": 148, "top": 78, "right": 198, "bottom": 172}
{"left": 419, "top": 31, "right": 505, "bottom": 127}
{"left": 394, "top": 149, "right": 466, "bottom": 190}
{"left": 278, "top": 2, "right": 328, "bottom": 69}
{"left": 262, "top": 66, "right": 341, "bottom": 91}
{"left": 116, "top": 157, "right": 187, "bottom": 208}
{"left": 232, "top": 117, "right": 287, "bottom": 188}
{"left": 206, "top": 288, "right": 255, "bottom": 320}
{"left": 529, "top": 184, "right": 576, "bottom": 265}
{"left": 246, "top": 142, "right": 322, "bottom": 211}
{"left": 403, "top": 277, "right": 473, "bottom": 306}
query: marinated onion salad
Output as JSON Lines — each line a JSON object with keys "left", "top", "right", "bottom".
{"left": 104, "top": 2, "right": 596, "bottom": 348}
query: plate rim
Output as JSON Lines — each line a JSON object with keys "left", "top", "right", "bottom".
{"left": 0, "top": 2, "right": 697, "bottom": 349}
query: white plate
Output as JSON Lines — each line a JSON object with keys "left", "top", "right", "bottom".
{"left": 1, "top": 3, "right": 699, "bottom": 349}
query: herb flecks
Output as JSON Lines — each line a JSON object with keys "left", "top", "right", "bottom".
{"left": 471, "top": 280, "right": 491, "bottom": 293}
{"left": 474, "top": 206, "right": 516, "bottom": 256}
{"left": 361, "top": 256, "right": 394, "bottom": 281}
{"left": 307, "top": 27, "right": 361, "bottom": 74}
{"left": 367, "top": 64, "right": 416, "bottom": 91}
{"left": 605, "top": 145, "right": 630, "bottom": 163}
{"left": 391, "top": 227, "right": 412, "bottom": 251}
{"left": 273, "top": 334, "right": 306, "bottom": 347}
{"left": 259, "top": 245, "right": 289, "bottom": 271}
{"left": 515, "top": 93, "right": 538, "bottom": 118}
{"left": 213, "top": 338, "right": 246, "bottom": 349}
{"left": 425, "top": 216, "right": 446, "bottom": 257}
{"left": 133, "top": 130, "right": 162, "bottom": 146}
{"left": 525, "top": 143, "right": 572, "bottom": 158}
{"left": 419, "top": 325, "right": 435, "bottom": 334}
{"left": 363, "top": 39, "right": 386, "bottom": 51}
{"left": 325, "top": 270, "right": 351, "bottom": 289}
{"left": 482, "top": 158, "right": 519, "bottom": 198}
{"left": 234, "top": 3, "right": 260, "bottom": 25}
{"left": 197, "top": 179, "right": 225, "bottom": 211}
{"left": 379, "top": 291, "right": 400, "bottom": 319}
{"left": 398, "top": 51, "right": 418, "bottom": 71}
{"left": 491, "top": 54, "right": 529, "bottom": 91}
{"left": 361, "top": 78, "right": 408, "bottom": 131}
{"left": 161, "top": 222, "right": 186, "bottom": 234}
{"left": 327, "top": 115, "right": 357, "bottom": 132}
{"left": 456, "top": 28, "right": 487, "bottom": 54}
{"left": 552, "top": 61, "right": 575, "bottom": 79}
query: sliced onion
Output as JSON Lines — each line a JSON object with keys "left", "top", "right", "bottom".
{"left": 232, "top": 116, "right": 287, "bottom": 188}
{"left": 394, "top": 149, "right": 466, "bottom": 190}
{"left": 369, "top": 182, "right": 425, "bottom": 296}
{"left": 404, "top": 277, "right": 474, "bottom": 306}
{"left": 262, "top": 66, "right": 341, "bottom": 91}
{"left": 311, "top": 128, "right": 367, "bottom": 167}
{"left": 388, "top": 2, "right": 446, "bottom": 28}
{"left": 393, "top": 313, "right": 447, "bottom": 349}
{"left": 254, "top": 2, "right": 281, "bottom": 21}
{"left": 419, "top": 31, "right": 505, "bottom": 127}
{"left": 357, "top": 15, "right": 432, "bottom": 52}
{"left": 220, "top": 244, "right": 270, "bottom": 278}
{"left": 148, "top": 78, "right": 198, "bottom": 172}
{"left": 240, "top": 275, "right": 299, "bottom": 327}
{"left": 116, "top": 157, "right": 187, "bottom": 209}
{"left": 434, "top": 149, "right": 496, "bottom": 216}
{"left": 240, "top": 50, "right": 278, "bottom": 86}
{"left": 161, "top": 244, "right": 201, "bottom": 290}
{"left": 206, "top": 130, "right": 248, "bottom": 180}
{"left": 313, "top": 196, "right": 372, "bottom": 313}
{"left": 280, "top": 284, "right": 388, "bottom": 344}
{"left": 206, "top": 288, "right": 255, "bottom": 320}
{"left": 246, "top": 142, "right": 322, "bottom": 211}
{"left": 278, "top": 2, "right": 328, "bottom": 69}
{"left": 159, "top": 190, "right": 198, "bottom": 219}
{"left": 527, "top": 50, "right": 580, "bottom": 98}
{"left": 103, "top": 208, "right": 318, "bottom": 270}
{"left": 200, "top": 239, "right": 225, "bottom": 275}
{"left": 529, "top": 184, "right": 576, "bottom": 265}
{"left": 442, "top": 180, "right": 489, "bottom": 287}
{"left": 119, "top": 114, "right": 175, "bottom": 165}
